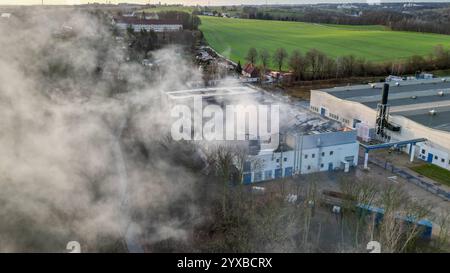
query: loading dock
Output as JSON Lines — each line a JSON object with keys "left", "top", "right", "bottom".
{"left": 360, "top": 138, "right": 427, "bottom": 169}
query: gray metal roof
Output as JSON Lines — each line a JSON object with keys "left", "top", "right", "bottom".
{"left": 320, "top": 80, "right": 450, "bottom": 101}
{"left": 316, "top": 79, "right": 450, "bottom": 132}
{"left": 362, "top": 94, "right": 450, "bottom": 109}
{"left": 393, "top": 106, "right": 450, "bottom": 132}
{"left": 286, "top": 130, "right": 357, "bottom": 149}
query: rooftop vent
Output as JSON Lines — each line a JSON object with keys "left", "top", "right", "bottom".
{"left": 395, "top": 82, "right": 400, "bottom": 86}
{"left": 316, "top": 137, "right": 322, "bottom": 146}
{"left": 438, "top": 91, "right": 445, "bottom": 96}
{"left": 370, "top": 84, "right": 376, "bottom": 89}
{"left": 411, "top": 95, "right": 417, "bottom": 99}
{"left": 429, "top": 109, "right": 437, "bottom": 116}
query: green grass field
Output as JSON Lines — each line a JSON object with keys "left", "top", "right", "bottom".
{"left": 411, "top": 164, "right": 450, "bottom": 186}
{"left": 199, "top": 16, "right": 450, "bottom": 68}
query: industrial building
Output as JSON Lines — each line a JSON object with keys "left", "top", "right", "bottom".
{"left": 310, "top": 78, "right": 450, "bottom": 170}
{"left": 242, "top": 128, "right": 359, "bottom": 184}
{"left": 165, "top": 84, "right": 360, "bottom": 184}
{"left": 113, "top": 16, "right": 183, "bottom": 32}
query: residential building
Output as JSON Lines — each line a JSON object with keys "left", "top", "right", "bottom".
{"left": 242, "top": 63, "right": 260, "bottom": 79}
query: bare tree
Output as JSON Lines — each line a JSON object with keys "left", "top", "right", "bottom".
{"left": 273, "top": 47, "right": 288, "bottom": 72}
{"left": 245, "top": 47, "right": 258, "bottom": 65}
{"left": 205, "top": 143, "right": 260, "bottom": 217}
{"left": 433, "top": 211, "right": 450, "bottom": 251}
{"left": 341, "top": 55, "right": 357, "bottom": 77}
{"left": 259, "top": 48, "right": 271, "bottom": 74}
{"left": 305, "top": 49, "right": 327, "bottom": 80}
{"left": 434, "top": 44, "right": 450, "bottom": 69}
{"left": 288, "top": 49, "right": 306, "bottom": 81}
{"left": 340, "top": 175, "right": 438, "bottom": 253}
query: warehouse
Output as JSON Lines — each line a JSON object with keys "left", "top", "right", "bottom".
{"left": 113, "top": 16, "right": 183, "bottom": 32}
{"left": 310, "top": 78, "right": 450, "bottom": 170}
{"left": 242, "top": 128, "right": 359, "bottom": 184}
{"left": 165, "top": 84, "right": 360, "bottom": 183}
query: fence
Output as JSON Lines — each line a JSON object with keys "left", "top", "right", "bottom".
{"left": 363, "top": 156, "right": 450, "bottom": 201}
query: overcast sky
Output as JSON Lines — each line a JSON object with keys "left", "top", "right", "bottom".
{"left": 1, "top": 0, "right": 449, "bottom": 6}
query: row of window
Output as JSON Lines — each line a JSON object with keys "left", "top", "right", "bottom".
{"left": 329, "top": 113, "right": 339, "bottom": 120}
{"left": 247, "top": 161, "right": 338, "bottom": 182}
{"left": 304, "top": 151, "right": 334, "bottom": 159}
{"left": 305, "top": 163, "right": 331, "bottom": 170}
{"left": 421, "top": 149, "right": 449, "bottom": 164}
{"left": 310, "top": 106, "right": 350, "bottom": 125}
{"left": 253, "top": 168, "right": 293, "bottom": 182}
{"left": 310, "top": 106, "right": 319, "bottom": 112}
{"left": 275, "top": 157, "right": 288, "bottom": 163}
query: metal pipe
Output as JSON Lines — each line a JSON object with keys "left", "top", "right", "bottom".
{"left": 381, "top": 83, "right": 389, "bottom": 105}
{"left": 364, "top": 151, "right": 369, "bottom": 169}
{"left": 409, "top": 144, "right": 415, "bottom": 162}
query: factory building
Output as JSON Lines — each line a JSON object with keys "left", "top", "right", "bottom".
{"left": 310, "top": 78, "right": 450, "bottom": 170}
{"left": 242, "top": 129, "right": 359, "bottom": 184}
{"left": 165, "top": 84, "right": 360, "bottom": 184}
{"left": 113, "top": 16, "right": 183, "bottom": 33}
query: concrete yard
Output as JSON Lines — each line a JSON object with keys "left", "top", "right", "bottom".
{"left": 251, "top": 151, "right": 449, "bottom": 224}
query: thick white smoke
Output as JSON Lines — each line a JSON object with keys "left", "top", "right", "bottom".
{"left": 0, "top": 7, "right": 203, "bottom": 252}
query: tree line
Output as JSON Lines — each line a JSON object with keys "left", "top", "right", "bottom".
{"left": 234, "top": 6, "right": 450, "bottom": 35}
{"left": 239, "top": 45, "right": 450, "bottom": 82}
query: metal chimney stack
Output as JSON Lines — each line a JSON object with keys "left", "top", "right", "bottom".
{"left": 381, "top": 83, "right": 389, "bottom": 105}
{"left": 376, "top": 83, "right": 390, "bottom": 138}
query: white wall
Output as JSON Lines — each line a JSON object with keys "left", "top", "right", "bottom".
{"left": 415, "top": 143, "right": 450, "bottom": 170}
{"left": 116, "top": 23, "right": 183, "bottom": 33}
{"left": 244, "top": 139, "right": 359, "bottom": 183}
{"left": 311, "top": 90, "right": 450, "bottom": 171}
{"left": 246, "top": 150, "right": 295, "bottom": 182}
{"left": 310, "top": 91, "right": 377, "bottom": 128}
{"left": 298, "top": 142, "right": 359, "bottom": 174}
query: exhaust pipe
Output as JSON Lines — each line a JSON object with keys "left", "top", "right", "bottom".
{"left": 381, "top": 83, "right": 389, "bottom": 105}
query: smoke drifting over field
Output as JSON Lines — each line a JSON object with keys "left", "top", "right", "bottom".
{"left": 0, "top": 8, "right": 203, "bottom": 252}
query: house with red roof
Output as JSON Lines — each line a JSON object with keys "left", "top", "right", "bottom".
{"left": 242, "top": 63, "right": 260, "bottom": 79}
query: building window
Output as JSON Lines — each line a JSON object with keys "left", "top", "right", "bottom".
{"left": 276, "top": 158, "right": 280, "bottom": 163}
{"left": 329, "top": 113, "right": 339, "bottom": 120}
{"left": 284, "top": 157, "right": 287, "bottom": 162}
{"left": 320, "top": 163, "right": 324, "bottom": 168}
{"left": 421, "top": 149, "right": 425, "bottom": 154}
{"left": 305, "top": 154, "right": 308, "bottom": 159}
{"left": 322, "top": 152, "right": 325, "bottom": 157}
{"left": 330, "top": 151, "right": 334, "bottom": 155}
{"left": 435, "top": 156, "right": 438, "bottom": 160}
{"left": 345, "top": 156, "right": 355, "bottom": 162}
{"left": 310, "top": 106, "right": 319, "bottom": 112}
{"left": 265, "top": 170, "right": 273, "bottom": 179}
{"left": 442, "top": 159, "right": 445, "bottom": 163}
{"left": 307, "top": 165, "right": 311, "bottom": 170}
{"left": 312, "top": 154, "right": 315, "bottom": 158}
{"left": 254, "top": 172, "right": 263, "bottom": 182}
{"left": 243, "top": 161, "right": 251, "bottom": 172}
